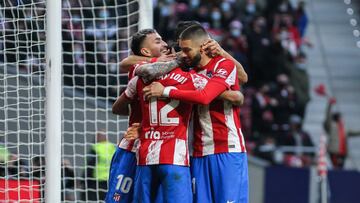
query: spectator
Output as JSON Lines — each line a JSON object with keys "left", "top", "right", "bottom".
{"left": 254, "top": 136, "right": 278, "bottom": 164}
{"left": 295, "top": 0, "right": 308, "bottom": 38}
{"left": 251, "top": 84, "right": 278, "bottom": 138}
{"left": 281, "top": 114, "right": 314, "bottom": 167}
{"left": 288, "top": 52, "right": 310, "bottom": 119}
{"left": 323, "top": 98, "right": 348, "bottom": 169}
{"left": 0, "top": 144, "right": 10, "bottom": 177}
{"left": 32, "top": 156, "right": 45, "bottom": 180}
{"left": 82, "top": 131, "right": 116, "bottom": 201}
{"left": 272, "top": 74, "right": 298, "bottom": 133}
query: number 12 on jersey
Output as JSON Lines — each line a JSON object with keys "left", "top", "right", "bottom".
{"left": 149, "top": 97, "right": 180, "bottom": 126}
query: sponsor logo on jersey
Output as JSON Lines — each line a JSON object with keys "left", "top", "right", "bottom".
{"left": 144, "top": 130, "right": 161, "bottom": 139}
{"left": 215, "top": 68, "right": 228, "bottom": 78}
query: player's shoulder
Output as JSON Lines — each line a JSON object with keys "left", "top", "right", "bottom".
{"left": 129, "top": 61, "right": 149, "bottom": 79}
{"left": 213, "top": 56, "right": 235, "bottom": 70}
{"left": 212, "top": 57, "right": 236, "bottom": 80}
{"left": 133, "top": 61, "right": 149, "bottom": 69}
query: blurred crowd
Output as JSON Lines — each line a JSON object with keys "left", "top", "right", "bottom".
{"left": 61, "top": 0, "right": 140, "bottom": 99}
{"left": 0, "top": 0, "right": 46, "bottom": 71}
{"left": 152, "top": 0, "right": 314, "bottom": 167}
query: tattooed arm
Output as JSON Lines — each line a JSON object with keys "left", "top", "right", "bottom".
{"left": 135, "top": 59, "right": 180, "bottom": 83}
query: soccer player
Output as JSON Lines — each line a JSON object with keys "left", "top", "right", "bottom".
{"left": 105, "top": 28, "right": 170, "bottom": 203}
{"left": 143, "top": 25, "right": 249, "bottom": 203}
{"left": 123, "top": 60, "right": 211, "bottom": 203}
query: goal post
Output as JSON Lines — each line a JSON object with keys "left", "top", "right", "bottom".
{"left": 45, "top": 0, "right": 62, "bottom": 201}
{"left": 139, "top": 0, "right": 153, "bottom": 30}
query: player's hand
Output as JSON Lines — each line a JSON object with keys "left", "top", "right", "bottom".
{"left": 201, "top": 39, "right": 224, "bottom": 58}
{"left": 157, "top": 48, "right": 176, "bottom": 62}
{"left": 143, "top": 82, "right": 165, "bottom": 100}
{"left": 124, "top": 123, "right": 140, "bottom": 140}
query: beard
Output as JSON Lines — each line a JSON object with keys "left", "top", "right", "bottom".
{"left": 182, "top": 52, "right": 201, "bottom": 72}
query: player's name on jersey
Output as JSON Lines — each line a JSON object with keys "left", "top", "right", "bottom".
{"left": 157, "top": 72, "right": 189, "bottom": 84}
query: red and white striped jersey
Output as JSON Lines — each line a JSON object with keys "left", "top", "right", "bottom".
{"left": 126, "top": 67, "right": 208, "bottom": 166}
{"left": 118, "top": 63, "right": 144, "bottom": 153}
{"left": 168, "top": 56, "right": 246, "bottom": 157}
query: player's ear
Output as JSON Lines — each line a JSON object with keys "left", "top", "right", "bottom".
{"left": 140, "top": 48, "right": 151, "bottom": 57}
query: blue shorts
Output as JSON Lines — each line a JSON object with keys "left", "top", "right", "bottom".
{"left": 133, "top": 164, "right": 192, "bottom": 203}
{"left": 105, "top": 147, "right": 136, "bottom": 203}
{"left": 190, "top": 153, "right": 249, "bottom": 203}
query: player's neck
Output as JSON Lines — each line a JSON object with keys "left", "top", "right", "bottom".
{"left": 199, "top": 54, "right": 211, "bottom": 68}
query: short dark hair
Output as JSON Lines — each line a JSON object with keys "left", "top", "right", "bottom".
{"left": 130, "top": 28, "right": 157, "bottom": 56}
{"left": 174, "top": 21, "right": 201, "bottom": 40}
{"left": 179, "top": 24, "right": 208, "bottom": 41}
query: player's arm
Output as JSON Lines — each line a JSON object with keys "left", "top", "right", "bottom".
{"left": 218, "top": 90, "right": 244, "bottom": 106}
{"left": 202, "top": 39, "right": 248, "bottom": 84}
{"left": 120, "top": 55, "right": 151, "bottom": 72}
{"left": 143, "top": 60, "right": 238, "bottom": 105}
{"left": 143, "top": 79, "right": 227, "bottom": 105}
{"left": 112, "top": 76, "right": 139, "bottom": 115}
{"left": 135, "top": 59, "right": 180, "bottom": 83}
{"left": 112, "top": 92, "right": 131, "bottom": 115}
{"left": 120, "top": 50, "right": 176, "bottom": 72}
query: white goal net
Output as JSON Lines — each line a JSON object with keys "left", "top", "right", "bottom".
{"left": 0, "top": 0, "right": 144, "bottom": 202}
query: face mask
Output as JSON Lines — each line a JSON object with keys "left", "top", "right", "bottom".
{"left": 75, "top": 47, "right": 83, "bottom": 53}
{"left": 246, "top": 3, "right": 256, "bottom": 14}
{"left": 296, "top": 62, "right": 306, "bottom": 70}
{"left": 280, "top": 31, "right": 288, "bottom": 40}
{"left": 230, "top": 29, "right": 241, "bottom": 37}
{"left": 63, "top": 1, "right": 69, "bottom": 8}
{"left": 211, "top": 11, "right": 221, "bottom": 21}
{"left": 190, "top": 0, "right": 200, "bottom": 8}
{"left": 221, "top": 2, "right": 231, "bottom": 12}
{"left": 161, "top": 6, "right": 170, "bottom": 16}
{"left": 99, "top": 10, "right": 109, "bottom": 19}
{"left": 110, "top": 63, "right": 117, "bottom": 73}
{"left": 279, "top": 3, "right": 288, "bottom": 12}
{"left": 72, "top": 15, "right": 81, "bottom": 23}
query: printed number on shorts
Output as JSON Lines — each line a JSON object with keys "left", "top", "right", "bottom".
{"left": 115, "top": 174, "right": 133, "bottom": 193}
{"left": 149, "top": 98, "right": 179, "bottom": 126}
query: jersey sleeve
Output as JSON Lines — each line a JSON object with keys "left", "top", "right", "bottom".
{"left": 131, "top": 61, "right": 149, "bottom": 79}
{"left": 210, "top": 59, "right": 237, "bottom": 89}
{"left": 165, "top": 73, "right": 227, "bottom": 105}
{"left": 124, "top": 76, "right": 139, "bottom": 100}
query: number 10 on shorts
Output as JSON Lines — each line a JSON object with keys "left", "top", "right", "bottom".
{"left": 115, "top": 174, "right": 133, "bottom": 193}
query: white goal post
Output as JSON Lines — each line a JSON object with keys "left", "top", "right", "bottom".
{"left": 0, "top": 0, "right": 152, "bottom": 202}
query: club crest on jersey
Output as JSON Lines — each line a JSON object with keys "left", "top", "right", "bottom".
{"left": 191, "top": 74, "right": 208, "bottom": 90}
{"left": 113, "top": 193, "right": 121, "bottom": 201}
{"left": 215, "top": 68, "right": 228, "bottom": 79}
{"left": 206, "top": 71, "right": 213, "bottom": 78}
